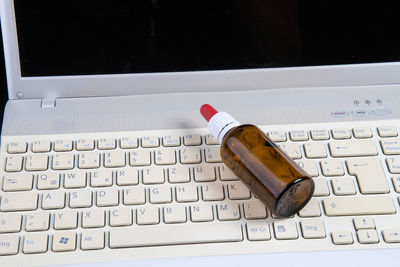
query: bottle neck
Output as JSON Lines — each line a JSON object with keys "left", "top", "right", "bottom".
{"left": 208, "top": 112, "right": 240, "bottom": 144}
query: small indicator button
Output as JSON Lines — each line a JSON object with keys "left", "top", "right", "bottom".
{"left": 373, "top": 108, "right": 391, "bottom": 116}
{"left": 331, "top": 110, "right": 349, "bottom": 118}
{"left": 352, "top": 109, "right": 370, "bottom": 117}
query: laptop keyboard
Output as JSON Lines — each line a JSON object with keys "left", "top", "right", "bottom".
{"left": 1, "top": 121, "right": 400, "bottom": 264}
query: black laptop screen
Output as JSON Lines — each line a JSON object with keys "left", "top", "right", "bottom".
{"left": 14, "top": 0, "right": 400, "bottom": 77}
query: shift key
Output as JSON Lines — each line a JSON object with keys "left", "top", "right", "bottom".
{"left": 324, "top": 196, "right": 395, "bottom": 216}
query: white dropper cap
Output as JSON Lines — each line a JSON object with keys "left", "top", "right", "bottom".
{"left": 200, "top": 104, "right": 240, "bottom": 144}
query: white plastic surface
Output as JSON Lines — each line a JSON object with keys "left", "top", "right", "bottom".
{"left": 1, "top": 0, "right": 400, "bottom": 100}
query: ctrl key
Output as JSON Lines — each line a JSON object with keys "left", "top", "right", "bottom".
{"left": 0, "top": 235, "right": 19, "bottom": 255}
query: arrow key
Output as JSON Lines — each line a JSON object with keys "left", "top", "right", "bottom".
{"left": 331, "top": 231, "right": 353, "bottom": 245}
{"left": 382, "top": 229, "right": 400, "bottom": 243}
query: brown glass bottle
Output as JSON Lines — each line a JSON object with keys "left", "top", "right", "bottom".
{"left": 221, "top": 124, "right": 315, "bottom": 218}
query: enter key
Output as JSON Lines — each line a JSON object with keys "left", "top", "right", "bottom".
{"left": 347, "top": 158, "right": 389, "bottom": 194}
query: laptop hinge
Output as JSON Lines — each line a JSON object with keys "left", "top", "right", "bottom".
{"left": 41, "top": 98, "right": 56, "bottom": 109}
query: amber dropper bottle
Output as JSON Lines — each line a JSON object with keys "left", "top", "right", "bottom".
{"left": 200, "top": 104, "right": 314, "bottom": 218}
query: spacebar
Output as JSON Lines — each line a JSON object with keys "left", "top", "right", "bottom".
{"left": 109, "top": 222, "right": 243, "bottom": 248}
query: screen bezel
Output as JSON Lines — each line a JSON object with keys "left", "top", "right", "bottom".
{"left": 2, "top": 0, "right": 400, "bottom": 100}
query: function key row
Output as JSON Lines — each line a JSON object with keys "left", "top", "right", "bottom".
{"left": 7, "top": 135, "right": 219, "bottom": 154}
{"left": 267, "top": 125, "right": 398, "bottom": 142}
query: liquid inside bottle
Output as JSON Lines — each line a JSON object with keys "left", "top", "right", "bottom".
{"left": 221, "top": 124, "right": 314, "bottom": 218}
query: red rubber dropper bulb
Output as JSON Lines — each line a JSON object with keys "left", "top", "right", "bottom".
{"left": 200, "top": 104, "right": 218, "bottom": 122}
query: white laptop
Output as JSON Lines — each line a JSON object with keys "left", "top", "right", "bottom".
{"left": 1, "top": 0, "right": 400, "bottom": 266}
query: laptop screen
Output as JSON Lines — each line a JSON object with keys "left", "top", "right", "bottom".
{"left": 14, "top": 0, "right": 400, "bottom": 77}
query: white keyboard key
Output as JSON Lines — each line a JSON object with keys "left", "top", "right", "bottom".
{"left": 180, "top": 148, "right": 202, "bottom": 164}
{"left": 129, "top": 150, "right": 151, "bottom": 166}
{"left": 331, "top": 177, "right": 356, "bottom": 195}
{"left": 164, "top": 205, "right": 187, "bottom": 223}
{"left": 191, "top": 203, "right": 214, "bottom": 222}
{"left": 64, "top": 171, "right": 86, "bottom": 189}
{"left": 78, "top": 152, "right": 100, "bottom": 169}
{"left": 353, "top": 217, "right": 375, "bottom": 230}
{"left": 381, "top": 139, "right": 400, "bottom": 155}
{"left": 155, "top": 149, "right": 176, "bottom": 165}
{"left": 25, "top": 212, "right": 50, "bottom": 231}
{"left": 2, "top": 173, "right": 33, "bottom": 191}
{"left": 120, "top": 137, "right": 138, "bottom": 149}
{"left": 52, "top": 153, "right": 74, "bottom": 170}
{"left": 205, "top": 146, "right": 222, "bottom": 163}
{"left": 52, "top": 232, "right": 76, "bottom": 252}
{"left": 116, "top": 169, "right": 139, "bottom": 186}
{"left": 163, "top": 135, "right": 181, "bottom": 147}
{"left": 32, "top": 140, "right": 51, "bottom": 153}
{"left": 149, "top": 185, "right": 172, "bottom": 204}
{"left": 331, "top": 231, "right": 353, "bottom": 245}
{"left": 357, "top": 229, "right": 379, "bottom": 244}
{"left": 378, "top": 126, "right": 398, "bottom": 137}
{"left": 392, "top": 176, "right": 400, "bottom": 193}
{"left": 301, "top": 219, "right": 326, "bottom": 239}
{"left": 304, "top": 143, "right": 327, "bottom": 158}
{"left": 143, "top": 167, "right": 165, "bottom": 184}
{"left": 176, "top": 184, "right": 198, "bottom": 202}
{"left": 217, "top": 202, "right": 240, "bottom": 221}
{"left": 76, "top": 139, "right": 95, "bottom": 151}
{"left": 227, "top": 181, "right": 251, "bottom": 200}
{"left": 23, "top": 233, "right": 48, "bottom": 254}
{"left": 104, "top": 151, "right": 126, "bottom": 168}
{"left": 347, "top": 158, "right": 389, "bottom": 194}
{"left": 0, "top": 213, "right": 21, "bottom": 233}
{"left": 331, "top": 128, "right": 351, "bottom": 139}
{"left": 5, "top": 155, "right": 23, "bottom": 172}
{"left": 168, "top": 166, "right": 190, "bottom": 183}
{"left": 323, "top": 196, "right": 396, "bottom": 216}
{"left": 1, "top": 192, "right": 37, "bottom": 211}
{"left": 290, "top": 130, "right": 308, "bottom": 141}
{"left": 81, "top": 230, "right": 105, "bottom": 250}
{"left": 42, "top": 191, "right": 65, "bottom": 209}
{"left": 123, "top": 187, "right": 146, "bottom": 205}
{"left": 219, "top": 165, "right": 240, "bottom": 180}
{"left": 202, "top": 183, "right": 224, "bottom": 201}
{"left": 109, "top": 222, "right": 242, "bottom": 248}
{"left": 320, "top": 159, "right": 344, "bottom": 176}
{"left": 97, "top": 189, "right": 119, "bottom": 207}
{"left": 69, "top": 190, "right": 92, "bottom": 208}
{"left": 353, "top": 127, "right": 372, "bottom": 138}
{"left": 382, "top": 229, "right": 400, "bottom": 243}
{"left": 98, "top": 138, "right": 116, "bottom": 150}
{"left": 109, "top": 207, "right": 132, "bottom": 227}
{"left": 243, "top": 200, "right": 267, "bottom": 219}
{"left": 194, "top": 165, "right": 216, "bottom": 182}
{"left": 137, "top": 206, "right": 159, "bottom": 225}
{"left": 267, "top": 130, "right": 287, "bottom": 142}
{"left": 330, "top": 140, "right": 377, "bottom": 157}
{"left": 311, "top": 129, "right": 330, "bottom": 140}
{"left": 91, "top": 170, "right": 113, "bottom": 187}
{"left": 205, "top": 134, "right": 219, "bottom": 145}
{"left": 279, "top": 143, "right": 302, "bottom": 159}
{"left": 0, "top": 235, "right": 19, "bottom": 255}
{"left": 7, "top": 142, "right": 27, "bottom": 153}
{"left": 183, "top": 134, "right": 202, "bottom": 146}
{"left": 273, "top": 221, "right": 298, "bottom": 240}
{"left": 25, "top": 154, "right": 48, "bottom": 171}
{"left": 141, "top": 136, "right": 159, "bottom": 148}
{"left": 54, "top": 139, "right": 73, "bottom": 152}
{"left": 296, "top": 160, "right": 319, "bottom": 177}
{"left": 299, "top": 198, "right": 321, "bottom": 217}
{"left": 247, "top": 221, "right": 271, "bottom": 241}
{"left": 37, "top": 172, "right": 60, "bottom": 190}
{"left": 54, "top": 210, "right": 78, "bottom": 230}
{"left": 313, "top": 178, "right": 330, "bottom": 196}
{"left": 82, "top": 210, "right": 105, "bottom": 228}
{"left": 387, "top": 157, "right": 400, "bottom": 173}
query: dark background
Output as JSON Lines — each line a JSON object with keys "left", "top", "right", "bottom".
{"left": 0, "top": 20, "right": 8, "bottom": 130}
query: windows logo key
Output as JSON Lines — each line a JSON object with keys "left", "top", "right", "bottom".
{"left": 59, "top": 237, "right": 69, "bottom": 245}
